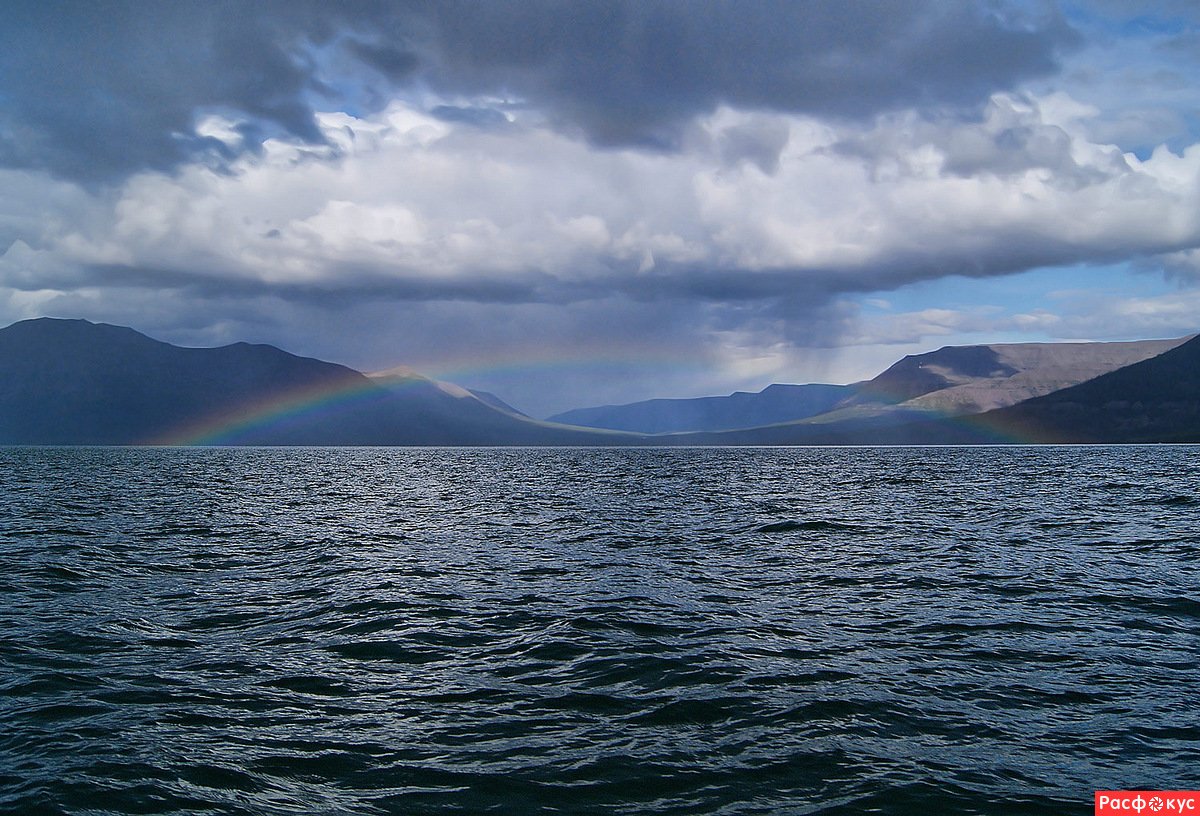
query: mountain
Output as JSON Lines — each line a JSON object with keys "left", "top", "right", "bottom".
{"left": 0, "top": 318, "right": 633, "bottom": 445}
{"left": 466, "top": 389, "right": 529, "bottom": 418}
{"left": 546, "top": 383, "right": 855, "bottom": 433}
{"left": 363, "top": 366, "right": 612, "bottom": 444}
{"left": 550, "top": 337, "right": 1187, "bottom": 436}
{"left": 2, "top": 318, "right": 1195, "bottom": 446}
{"left": 661, "top": 335, "right": 1199, "bottom": 445}
{"left": 809, "top": 337, "right": 1189, "bottom": 422}
{"left": 974, "top": 334, "right": 1200, "bottom": 443}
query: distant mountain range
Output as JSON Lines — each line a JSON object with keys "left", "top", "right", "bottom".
{"left": 0, "top": 319, "right": 628, "bottom": 446}
{"left": 661, "top": 335, "right": 1200, "bottom": 445}
{"left": 553, "top": 337, "right": 1187, "bottom": 434}
{"left": 0, "top": 318, "right": 1195, "bottom": 445}
{"left": 548, "top": 383, "right": 854, "bottom": 433}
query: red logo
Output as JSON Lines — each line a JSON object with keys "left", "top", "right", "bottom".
{"left": 1096, "top": 792, "right": 1200, "bottom": 815}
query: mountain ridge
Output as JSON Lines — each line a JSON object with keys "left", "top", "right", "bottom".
{"left": 0, "top": 318, "right": 636, "bottom": 446}
{"left": 547, "top": 382, "right": 855, "bottom": 434}
{"left": 550, "top": 336, "right": 1189, "bottom": 435}
{"left": 0, "top": 317, "right": 1195, "bottom": 445}
{"left": 661, "top": 335, "right": 1200, "bottom": 446}
{"left": 973, "top": 334, "right": 1200, "bottom": 443}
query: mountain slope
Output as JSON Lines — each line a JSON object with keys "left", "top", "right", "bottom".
{"left": 2, "top": 318, "right": 1194, "bottom": 446}
{"left": 664, "top": 335, "right": 1199, "bottom": 446}
{"left": 467, "top": 389, "right": 529, "bottom": 418}
{"left": 547, "top": 383, "right": 855, "bottom": 433}
{"left": 364, "top": 367, "right": 621, "bottom": 445}
{"left": 549, "top": 337, "right": 1187, "bottom": 436}
{"left": 0, "top": 318, "right": 361, "bottom": 444}
{"left": 0, "top": 319, "right": 633, "bottom": 445}
{"left": 974, "top": 334, "right": 1200, "bottom": 443}
{"left": 815, "top": 337, "right": 1189, "bottom": 423}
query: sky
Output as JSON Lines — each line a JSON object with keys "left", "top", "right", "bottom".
{"left": 1, "top": 1, "right": 1198, "bottom": 417}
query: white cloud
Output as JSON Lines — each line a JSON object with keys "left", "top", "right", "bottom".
{"left": 1052, "top": 288, "right": 1200, "bottom": 338}
{"left": 2, "top": 89, "right": 1199, "bottom": 412}
{"left": 16, "top": 92, "right": 1192, "bottom": 305}
{"left": 4, "top": 92, "right": 1190, "bottom": 312}
{"left": 193, "top": 115, "right": 245, "bottom": 149}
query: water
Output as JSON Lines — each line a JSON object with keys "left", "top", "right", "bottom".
{"left": 2, "top": 446, "right": 1198, "bottom": 815}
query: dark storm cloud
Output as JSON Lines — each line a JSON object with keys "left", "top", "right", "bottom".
{"left": 0, "top": 1, "right": 329, "bottom": 183}
{"left": 344, "top": 40, "right": 420, "bottom": 82}
{"left": 0, "top": 0, "right": 1077, "bottom": 183}
{"left": 52, "top": 262, "right": 546, "bottom": 308}
{"left": 420, "top": 0, "right": 1078, "bottom": 148}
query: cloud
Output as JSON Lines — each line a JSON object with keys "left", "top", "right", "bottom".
{"left": 1, "top": 82, "right": 1196, "bottom": 412}
{"left": 21, "top": 91, "right": 1196, "bottom": 306}
{"left": 1153, "top": 248, "right": 1200, "bottom": 284}
{"left": 1041, "top": 1, "right": 1200, "bottom": 154}
{"left": 0, "top": 0, "right": 1077, "bottom": 184}
{"left": 0, "top": 2, "right": 328, "bottom": 183}
{"left": 1010, "top": 287, "right": 1200, "bottom": 341}
{"left": 0, "top": 2, "right": 1197, "bottom": 413}
{"left": 416, "top": 0, "right": 1078, "bottom": 148}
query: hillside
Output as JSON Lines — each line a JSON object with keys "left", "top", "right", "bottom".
{"left": 814, "top": 337, "right": 1188, "bottom": 422}
{"left": 0, "top": 319, "right": 633, "bottom": 446}
{"left": 1, "top": 318, "right": 1194, "bottom": 446}
{"left": 975, "top": 334, "right": 1200, "bottom": 443}
{"left": 664, "top": 336, "right": 1198, "bottom": 445}
{"left": 550, "top": 337, "right": 1186, "bottom": 436}
{"left": 547, "top": 383, "right": 854, "bottom": 433}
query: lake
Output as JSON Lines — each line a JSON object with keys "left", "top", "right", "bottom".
{"left": 2, "top": 446, "right": 1198, "bottom": 814}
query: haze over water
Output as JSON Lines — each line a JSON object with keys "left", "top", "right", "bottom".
{"left": 2, "top": 446, "right": 1198, "bottom": 815}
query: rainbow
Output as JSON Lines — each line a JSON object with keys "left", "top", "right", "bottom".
{"left": 878, "top": 406, "right": 1035, "bottom": 445}
{"left": 145, "top": 347, "right": 1049, "bottom": 447}
{"left": 732, "top": 406, "right": 1032, "bottom": 446}
{"left": 146, "top": 350, "right": 710, "bottom": 446}
{"left": 804, "top": 375, "right": 1042, "bottom": 445}
{"left": 942, "top": 406, "right": 1066, "bottom": 446}
{"left": 146, "top": 374, "right": 390, "bottom": 446}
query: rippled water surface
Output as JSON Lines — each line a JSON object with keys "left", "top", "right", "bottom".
{"left": 2, "top": 446, "right": 1199, "bottom": 815}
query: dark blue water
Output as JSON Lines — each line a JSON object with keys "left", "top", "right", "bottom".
{"left": 2, "top": 446, "right": 1198, "bottom": 815}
